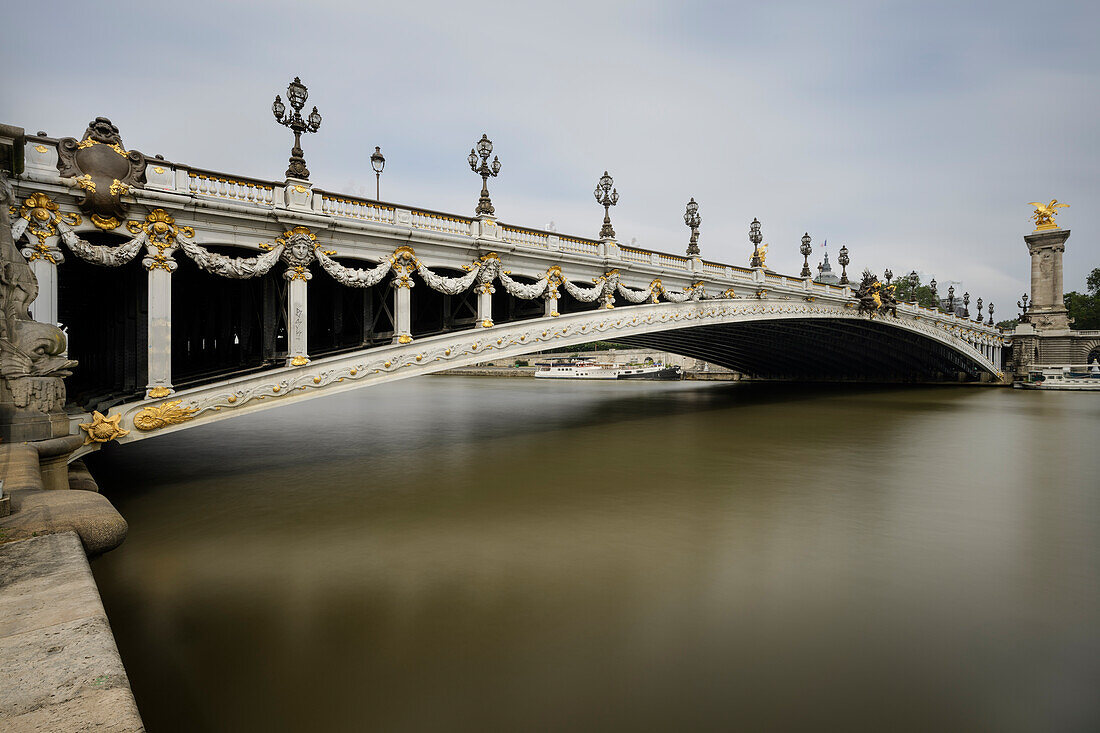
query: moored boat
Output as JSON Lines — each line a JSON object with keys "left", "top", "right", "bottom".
{"left": 1014, "top": 363, "right": 1100, "bottom": 391}
{"left": 533, "top": 359, "right": 683, "bottom": 380}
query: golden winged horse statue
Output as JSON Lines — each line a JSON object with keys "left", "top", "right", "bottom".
{"left": 1028, "top": 200, "right": 1069, "bottom": 231}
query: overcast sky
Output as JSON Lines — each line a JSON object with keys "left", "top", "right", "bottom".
{"left": 3, "top": 0, "right": 1098, "bottom": 312}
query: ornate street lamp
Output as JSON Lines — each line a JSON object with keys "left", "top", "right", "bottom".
{"left": 468, "top": 134, "right": 501, "bottom": 216}
{"left": 684, "top": 198, "right": 701, "bottom": 256}
{"left": 987, "top": 302, "right": 995, "bottom": 325}
{"left": 800, "top": 233, "right": 813, "bottom": 277}
{"left": 963, "top": 291, "right": 970, "bottom": 318}
{"left": 884, "top": 268, "right": 893, "bottom": 285}
{"left": 908, "top": 271, "right": 918, "bottom": 303}
{"left": 975, "top": 297, "right": 983, "bottom": 323}
{"left": 370, "top": 146, "right": 385, "bottom": 200}
{"left": 1017, "top": 293, "right": 1029, "bottom": 321}
{"left": 272, "top": 76, "right": 322, "bottom": 180}
{"left": 930, "top": 277, "right": 938, "bottom": 308}
{"left": 594, "top": 171, "right": 619, "bottom": 239}
{"left": 947, "top": 285, "right": 956, "bottom": 314}
{"left": 837, "top": 244, "right": 849, "bottom": 284}
{"left": 748, "top": 218, "right": 764, "bottom": 267}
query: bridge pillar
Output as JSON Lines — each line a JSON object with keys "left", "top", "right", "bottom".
{"left": 477, "top": 283, "right": 494, "bottom": 328}
{"left": 285, "top": 271, "right": 310, "bottom": 365}
{"left": 27, "top": 254, "right": 61, "bottom": 326}
{"left": 145, "top": 264, "right": 174, "bottom": 397}
{"left": 543, "top": 290, "right": 559, "bottom": 317}
{"left": 393, "top": 279, "right": 412, "bottom": 344}
{"left": 1025, "top": 228, "right": 1071, "bottom": 330}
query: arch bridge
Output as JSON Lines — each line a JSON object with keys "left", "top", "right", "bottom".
{"left": 1, "top": 119, "right": 1006, "bottom": 458}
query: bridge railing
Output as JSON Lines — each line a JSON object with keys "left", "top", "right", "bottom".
{"left": 185, "top": 169, "right": 278, "bottom": 206}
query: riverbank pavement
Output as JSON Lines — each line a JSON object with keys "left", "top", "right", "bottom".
{"left": 0, "top": 439, "right": 144, "bottom": 731}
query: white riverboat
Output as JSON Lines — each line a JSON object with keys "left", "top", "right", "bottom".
{"left": 1015, "top": 363, "right": 1100, "bottom": 391}
{"left": 534, "top": 359, "right": 683, "bottom": 381}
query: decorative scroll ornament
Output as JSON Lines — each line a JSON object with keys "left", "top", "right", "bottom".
{"left": 563, "top": 269, "right": 618, "bottom": 307}
{"left": 391, "top": 245, "right": 416, "bottom": 289}
{"left": 56, "top": 117, "right": 146, "bottom": 231}
{"left": 544, "top": 265, "right": 564, "bottom": 300}
{"left": 12, "top": 192, "right": 81, "bottom": 264}
{"left": 133, "top": 399, "right": 198, "bottom": 431}
{"left": 79, "top": 411, "right": 129, "bottom": 444}
{"left": 57, "top": 220, "right": 146, "bottom": 268}
{"left": 416, "top": 258, "right": 480, "bottom": 294}
{"left": 1028, "top": 199, "right": 1068, "bottom": 231}
{"left": 178, "top": 238, "right": 284, "bottom": 279}
{"left": 127, "top": 208, "right": 195, "bottom": 272}
{"left": 616, "top": 279, "right": 659, "bottom": 304}
{"left": 315, "top": 249, "right": 392, "bottom": 287}
{"left": 499, "top": 271, "right": 549, "bottom": 300}
{"left": 660, "top": 280, "right": 706, "bottom": 303}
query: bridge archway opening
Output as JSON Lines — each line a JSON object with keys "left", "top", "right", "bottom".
{"left": 306, "top": 257, "right": 394, "bottom": 358}
{"left": 410, "top": 268, "right": 478, "bottom": 339}
{"left": 617, "top": 318, "right": 990, "bottom": 382}
{"left": 58, "top": 231, "right": 147, "bottom": 410}
{"left": 169, "top": 246, "right": 280, "bottom": 390}
{"left": 491, "top": 274, "right": 544, "bottom": 326}
{"left": 557, "top": 288, "right": 601, "bottom": 316}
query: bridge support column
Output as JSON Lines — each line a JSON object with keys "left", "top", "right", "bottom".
{"left": 477, "top": 283, "right": 494, "bottom": 328}
{"left": 145, "top": 265, "right": 175, "bottom": 397}
{"left": 286, "top": 273, "right": 310, "bottom": 366}
{"left": 544, "top": 290, "right": 559, "bottom": 317}
{"left": 27, "top": 256, "right": 60, "bottom": 326}
{"left": 393, "top": 280, "right": 412, "bottom": 344}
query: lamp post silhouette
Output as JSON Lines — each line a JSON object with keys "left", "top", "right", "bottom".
{"left": 684, "top": 198, "right": 701, "bottom": 256}
{"left": 749, "top": 218, "right": 764, "bottom": 267}
{"left": 837, "top": 245, "right": 849, "bottom": 284}
{"left": 594, "top": 171, "right": 619, "bottom": 239}
{"left": 963, "top": 292, "right": 970, "bottom": 318}
{"left": 272, "top": 76, "right": 322, "bottom": 180}
{"left": 468, "top": 134, "right": 501, "bottom": 216}
{"left": 800, "top": 233, "right": 812, "bottom": 277}
{"left": 370, "top": 146, "right": 385, "bottom": 200}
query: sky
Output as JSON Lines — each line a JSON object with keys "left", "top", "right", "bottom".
{"left": 3, "top": 0, "right": 1098, "bottom": 314}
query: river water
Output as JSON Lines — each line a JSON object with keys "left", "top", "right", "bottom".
{"left": 88, "top": 378, "right": 1100, "bottom": 732}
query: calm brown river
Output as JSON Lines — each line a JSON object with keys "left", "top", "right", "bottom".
{"left": 88, "top": 379, "right": 1100, "bottom": 732}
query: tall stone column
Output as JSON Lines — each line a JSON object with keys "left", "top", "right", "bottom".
{"left": 392, "top": 280, "right": 412, "bottom": 344}
{"left": 477, "top": 283, "right": 494, "bottom": 328}
{"left": 1025, "top": 228, "right": 1071, "bottom": 330}
{"left": 391, "top": 246, "right": 415, "bottom": 345}
{"left": 144, "top": 256, "right": 176, "bottom": 398}
{"left": 26, "top": 252, "right": 62, "bottom": 326}
{"left": 285, "top": 271, "right": 310, "bottom": 366}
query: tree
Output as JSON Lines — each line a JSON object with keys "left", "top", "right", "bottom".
{"left": 892, "top": 271, "right": 940, "bottom": 309}
{"left": 1064, "top": 267, "right": 1100, "bottom": 330}
{"left": 996, "top": 319, "right": 1019, "bottom": 330}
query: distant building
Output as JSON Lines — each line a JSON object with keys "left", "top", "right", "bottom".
{"left": 815, "top": 251, "right": 840, "bottom": 285}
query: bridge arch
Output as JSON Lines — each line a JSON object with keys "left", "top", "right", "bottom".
{"left": 72, "top": 298, "right": 1001, "bottom": 458}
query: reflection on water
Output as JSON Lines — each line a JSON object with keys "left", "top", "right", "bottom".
{"left": 89, "top": 379, "right": 1100, "bottom": 732}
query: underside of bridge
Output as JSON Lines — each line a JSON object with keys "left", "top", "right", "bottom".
{"left": 616, "top": 318, "right": 986, "bottom": 381}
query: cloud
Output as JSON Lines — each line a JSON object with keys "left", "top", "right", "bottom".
{"left": 4, "top": 0, "right": 1098, "bottom": 308}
